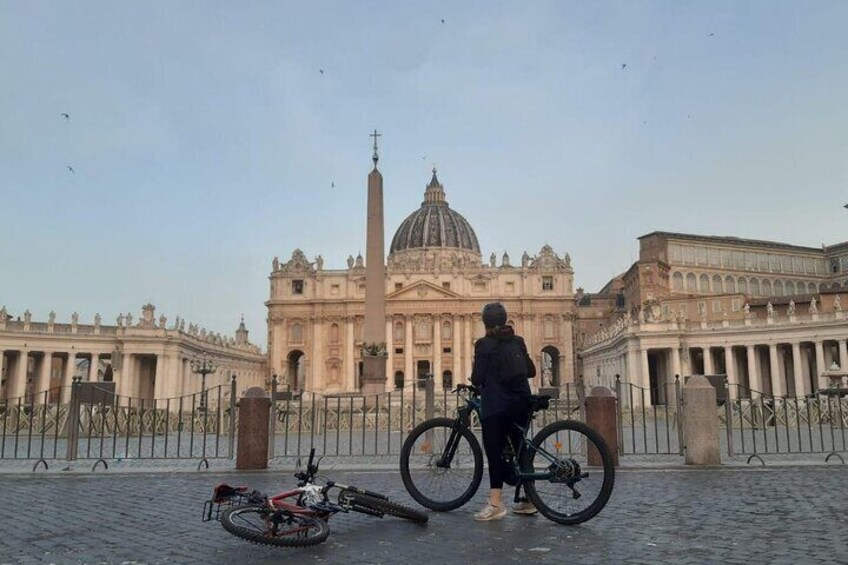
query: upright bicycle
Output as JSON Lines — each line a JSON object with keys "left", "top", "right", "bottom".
{"left": 399, "top": 384, "right": 614, "bottom": 525}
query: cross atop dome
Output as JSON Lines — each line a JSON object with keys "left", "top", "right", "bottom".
{"left": 424, "top": 167, "right": 446, "bottom": 204}
{"left": 428, "top": 167, "right": 440, "bottom": 188}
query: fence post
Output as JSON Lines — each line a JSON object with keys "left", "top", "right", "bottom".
{"left": 424, "top": 373, "right": 434, "bottom": 447}
{"left": 614, "top": 375, "right": 624, "bottom": 456}
{"left": 682, "top": 375, "right": 721, "bottom": 465}
{"left": 237, "top": 387, "right": 270, "bottom": 470}
{"left": 576, "top": 375, "right": 586, "bottom": 421}
{"left": 675, "top": 375, "right": 684, "bottom": 455}
{"left": 268, "top": 375, "right": 278, "bottom": 460}
{"left": 228, "top": 374, "right": 237, "bottom": 459}
{"left": 585, "top": 386, "right": 619, "bottom": 467}
{"left": 66, "top": 376, "right": 82, "bottom": 461}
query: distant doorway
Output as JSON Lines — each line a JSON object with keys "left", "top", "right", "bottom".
{"left": 541, "top": 346, "right": 560, "bottom": 387}
{"left": 416, "top": 360, "right": 431, "bottom": 388}
{"left": 287, "top": 350, "right": 305, "bottom": 390}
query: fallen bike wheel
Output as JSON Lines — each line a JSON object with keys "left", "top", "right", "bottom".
{"left": 523, "top": 420, "right": 615, "bottom": 525}
{"left": 400, "top": 417, "right": 484, "bottom": 512}
{"left": 220, "top": 504, "right": 330, "bottom": 547}
{"left": 340, "top": 491, "right": 429, "bottom": 524}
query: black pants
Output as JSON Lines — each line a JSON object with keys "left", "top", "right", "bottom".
{"left": 481, "top": 410, "right": 527, "bottom": 490}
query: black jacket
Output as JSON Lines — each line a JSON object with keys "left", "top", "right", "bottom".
{"left": 470, "top": 326, "right": 536, "bottom": 420}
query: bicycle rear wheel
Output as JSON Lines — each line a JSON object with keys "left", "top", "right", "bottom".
{"left": 220, "top": 504, "right": 329, "bottom": 547}
{"left": 340, "top": 491, "right": 428, "bottom": 524}
{"left": 399, "top": 417, "right": 483, "bottom": 512}
{"left": 523, "top": 420, "right": 615, "bottom": 525}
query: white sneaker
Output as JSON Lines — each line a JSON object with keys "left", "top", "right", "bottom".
{"left": 473, "top": 503, "right": 507, "bottom": 521}
{"left": 512, "top": 500, "right": 538, "bottom": 515}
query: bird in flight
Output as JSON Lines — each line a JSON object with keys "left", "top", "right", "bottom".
{"left": 621, "top": 63, "right": 627, "bottom": 70}
{"left": 60, "top": 113, "right": 70, "bottom": 120}
{"left": 708, "top": 32, "right": 715, "bottom": 37}
{"left": 319, "top": 69, "right": 324, "bottom": 75}
{"left": 331, "top": 182, "right": 335, "bottom": 188}
{"left": 441, "top": 18, "right": 445, "bottom": 24}
{"left": 67, "top": 165, "right": 75, "bottom": 174}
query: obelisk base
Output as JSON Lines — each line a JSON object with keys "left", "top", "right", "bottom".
{"left": 361, "top": 355, "right": 387, "bottom": 401}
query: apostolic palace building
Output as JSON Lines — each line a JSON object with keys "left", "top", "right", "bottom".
{"left": 2, "top": 155, "right": 848, "bottom": 406}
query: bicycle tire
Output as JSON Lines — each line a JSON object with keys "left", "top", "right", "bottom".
{"left": 341, "top": 491, "right": 429, "bottom": 524}
{"left": 220, "top": 504, "right": 329, "bottom": 547}
{"left": 399, "top": 417, "right": 483, "bottom": 512}
{"left": 523, "top": 420, "right": 615, "bottom": 525}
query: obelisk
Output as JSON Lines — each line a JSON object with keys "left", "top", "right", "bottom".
{"left": 361, "top": 129, "right": 387, "bottom": 395}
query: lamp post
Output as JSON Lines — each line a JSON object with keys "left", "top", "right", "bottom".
{"left": 190, "top": 354, "right": 218, "bottom": 411}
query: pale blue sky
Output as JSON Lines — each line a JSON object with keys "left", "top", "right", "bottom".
{"left": 1, "top": 1, "right": 847, "bottom": 344}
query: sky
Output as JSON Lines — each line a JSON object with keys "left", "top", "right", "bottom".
{"left": 1, "top": 1, "right": 847, "bottom": 346}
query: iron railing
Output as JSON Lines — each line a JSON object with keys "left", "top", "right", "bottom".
{"left": 615, "top": 375, "right": 684, "bottom": 456}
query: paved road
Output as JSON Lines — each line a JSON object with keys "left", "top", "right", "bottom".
{"left": 1, "top": 466, "right": 847, "bottom": 564}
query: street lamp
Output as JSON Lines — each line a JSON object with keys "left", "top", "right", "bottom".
{"left": 190, "top": 354, "right": 218, "bottom": 411}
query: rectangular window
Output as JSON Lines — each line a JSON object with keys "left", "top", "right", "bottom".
{"left": 394, "top": 282, "right": 403, "bottom": 291}
{"left": 358, "top": 283, "right": 366, "bottom": 293}
{"left": 542, "top": 276, "right": 554, "bottom": 291}
{"left": 473, "top": 282, "right": 486, "bottom": 292}
{"left": 708, "top": 248, "right": 720, "bottom": 267}
{"left": 731, "top": 298, "right": 742, "bottom": 312}
{"left": 758, "top": 254, "right": 769, "bottom": 271}
{"left": 292, "top": 280, "right": 304, "bottom": 294}
{"left": 720, "top": 249, "right": 731, "bottom": 268}
{"left": 443, "top": 347, "right": 451, "bottom": 354}
{"left": 395, "top": 348, "right": 403, "bottom": 355}
{"left": 669, "top": 244, "right": 682, "bottom": 263}
{"left": 506, "top": 281, "right": 515, "bottom": 293}
{"left": 683, "top": 246, "right": 695, "bottom": 264}
{"left": 712, "top": 300, "right": 722, "bottom": 313}
{"left": 330, "top": 284, "right": 340, "bottom": 295}
{"left": 442, "top": 282, "right": 451, "bottom": 290}
{"left": 697, "top": 247, "right": 708, "bottom": 266}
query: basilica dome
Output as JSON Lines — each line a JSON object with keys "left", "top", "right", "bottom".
{"left": 389, "top": 169, "right": 481, "bottom": 257}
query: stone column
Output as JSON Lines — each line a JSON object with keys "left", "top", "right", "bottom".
{"left": 88, "top": 353, "right": 99, "bottom": 381}
{"left": 345, "top": 318, "right": 355, "bottom": 391}
{"left": 385, "top": 319, "right": 393, "bottom": 385}
{"left": 311, "top": 317, "right": 323, "bottom": 391}
{"left": 815, "top": 341, "right": 827, "bottom": 390}
{"left": 839, "top": 340, "right": 848, "bottom": 371}
{"left": 791, "top": 343, "right": 805, "bottom": 398}
{"left": 33, "top": 352, "right": 52, "bottom": 402}
{"left": 640, "top": 348, "right": 651, "bottom": 406}
{"left": 464, "top": 316, "right": 474, "bottom": 378}
{"left": 452, "top": 315, "right": 462, "bottom": 382}
{"left": 433, "top": 316, "right": 442, "bottom": 390}
{"left": 724, "top": 346, "right": 736, "bottom": 400}
{"left": 746, "top": 345, "right": 761, "bottom": 394}
{"left": 153, "top": 354, "right": 167, "bottom": 400}
{"left": 769, "top": 344, "right": 784, "bottom": 397}
{"left": 0, "top": 351, "right": 5, "bottom": 398}
{"left": 703, "top": 347, "right": 714, "bottom": 375}
{"left": 404, "top": 315, "right": 414, "bottom": 387}
{"left": 8, "top": 350, "right": 30, "bottom": 400}
{"left": 61, "top": 352, "right": 76, "bottom": 403}
{"left": 670, "top": 347, "right": 681, "bottom": 379}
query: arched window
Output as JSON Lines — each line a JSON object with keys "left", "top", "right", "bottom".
{"left": 738, "top": 278, "right": 748, "bottom": 294}
{"left": 785, "top": 281, "right": 796, "bottom": 296}
{"left": 329, "top": 323, "right": 339, "bottom": 344}
{"left": 442, "top": 321, "right": 452, "bottom": 341}
{"left": 712, "top": 275, "right": 723, "bottom": 293}
{"left": 290, "top": 323, "right": 303, "bottom": 343}
{"left": 686, "top": 273, "right": 697, "bottom": 291}
{"left": 394, "top": 321, "right": 404, "bottom": 342}
{"left": 725, "top": 276, "right": 736, "bottom": 293}
{"left": 699, "top": 274, "right": 710, "bottom": 292}
{"left": 807, "top": 282, "right": 817, "bottom": 294}
{"left": 761, "top": 280, "right": 772, "bottom": 296}
{"left": 673, "top": 272, "right": 684, "bottom": 291}
{"left": 442, "top": 370, "right": 453, "bottom": 390}
{"left": 774, "top": 280, "right": 784, "bottom": 296}
{"left": 750, "top": 278, "right": 760, "bottom": 296}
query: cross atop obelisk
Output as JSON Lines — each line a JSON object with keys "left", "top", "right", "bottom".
{"left": 361, "top": 129, "right": 387, "bottom": 395}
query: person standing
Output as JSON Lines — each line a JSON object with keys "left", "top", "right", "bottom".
{"left": 470, "top": 302, "right": 537, "bottom": 521}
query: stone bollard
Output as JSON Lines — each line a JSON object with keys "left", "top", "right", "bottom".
{"left": 584, "top": 386, "right": 619, "bottom": 467}
{"left": 682, "top": 375, "right": 721, "bottom": 465}
{"left": 236, "top": 387, "right": 271, "bottom": 470}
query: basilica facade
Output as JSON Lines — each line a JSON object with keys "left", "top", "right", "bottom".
{"left": 267, "top": 170, "right": 577, "bottom": 394}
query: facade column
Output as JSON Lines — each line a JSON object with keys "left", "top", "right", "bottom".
{"left": 791, "top": 342, "right": 805, "bottom": 398}
{"left": 311, "top": 317, "right": 323, "bottom": 391}
{"left": 640, "top": 348, "right": 651, "bottom": 406}
{"left": 703, "top": 347, "right": 714, "bottom": 375}
{"left": 88, "top": 353, "right": 99, "bottom": 381}
{"left": 839, "top": 340, "right": 848, "bottom": 372}
{"left": 433, "top": 316, "right": 443, "bottom": 390}
{"left": 154, "top": 354, "right": 167, "bottom": 400}
{"left": 670, "top": 347, "right": 681, "bottom": 379}
{"left": 61, "top": 352, "right": 76, "bottom": 403}
{"left": 746, "top": 345, "right": 761, "bottom": 394}
{"left": 385, "top": 319, "right": 393, "bottom": 387}
{"left": 724, "top": 347, "right": 737, "bottom": 400}
{"left": 452, "top": 315, "right": 462, "bottom": 382}
{"left": 0, "top": 351, "right": 5, "bottom": 398}
{"left": 8, "top": 350, "right": 29, "bottom": 400}
{"left": 35, "top": 352, "right": 53, "bottom": 402}
{"left": 344, "top": 318, "right": 355, "bottom": 391}
{"left": 464, "top": 316, "right": 474, "bottom": 379}
{"left": 769, "top": 344, "right": 784, "bottom": 397}
{"left": 404, "top": 315, "right": 414, "bottom": 387}
{"left": 815, "top": 341, "right": 827, "bottom": 390}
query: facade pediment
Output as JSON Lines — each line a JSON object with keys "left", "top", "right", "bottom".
{"left": 387, "top": 280, "right": 461, "bottom": 300}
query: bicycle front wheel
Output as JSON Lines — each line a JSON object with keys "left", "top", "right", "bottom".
{"left": 523, "top": 420, "right": 615, "bottom": 525}
{"left": 220, "top": 504, "right": 329, "bottom": 547}
{"left": 400, "top": 417, "right": 483, "bottom": 512}
{"left": 340, "top": 491, "right": 429, "bottom": 524}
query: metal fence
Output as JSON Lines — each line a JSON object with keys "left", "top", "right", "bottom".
{"left": 267, "top": 377, "right": 586, "bottom": 461}
{"left": 615, "top": 376, "right": 684, "bottom": 456}
{"left": 722, "top": 383, "right": 848, "bottom": 464}
{"left": 0, "top": 376, "right": 237, "bottom": 470}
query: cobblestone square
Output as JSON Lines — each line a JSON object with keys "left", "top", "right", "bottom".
{"left": 0, "top": 466, "right": 846, "bottom": 564}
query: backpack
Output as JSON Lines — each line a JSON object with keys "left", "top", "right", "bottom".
{"left": 496, "top": 338, "right": 529, "bottom": 387}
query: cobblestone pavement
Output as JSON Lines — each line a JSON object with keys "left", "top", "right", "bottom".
{"left": 1, "top": 466, "right": 846, "bottom": 565}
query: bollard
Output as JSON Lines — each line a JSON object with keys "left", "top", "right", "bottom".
{"left": 585, "top": 386, "right": 619, "bottom": 467}
{"left": 424, "top": 374, "right": 435, "bottom": 449}
{"left": 236, "top": 387, "right": 271, "bottom": 470}
{"left": 682, "top": 375, "right": 721, "bottom": 465}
